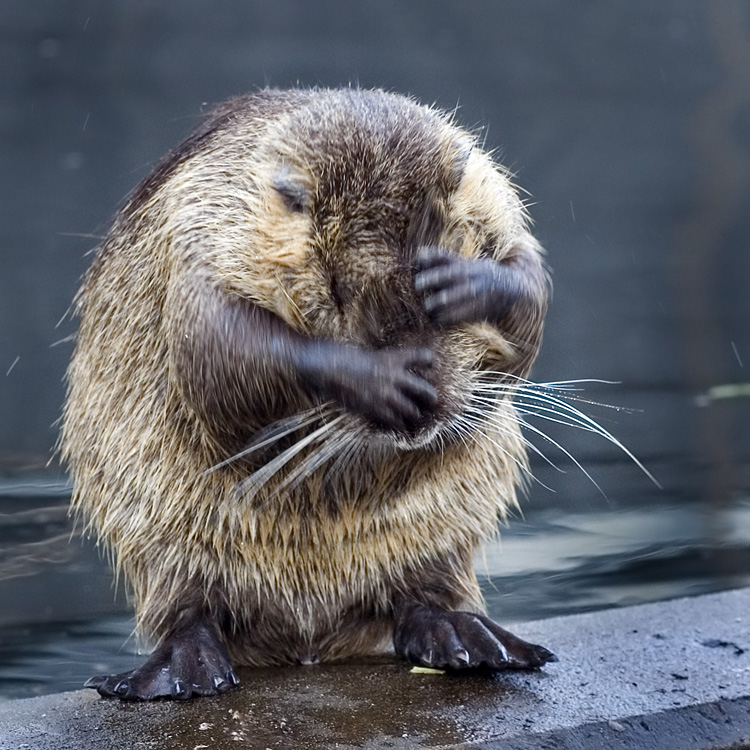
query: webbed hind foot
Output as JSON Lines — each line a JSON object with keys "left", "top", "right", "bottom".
{"left": 394, "top": 603, "right": 556, "bottom": 671}
{"left": 85, "top": 619, "right": 239, "bottom": 701}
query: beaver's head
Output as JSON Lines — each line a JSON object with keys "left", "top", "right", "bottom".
{"left": 237, "top": 89, "right": 543, "bottom": 451}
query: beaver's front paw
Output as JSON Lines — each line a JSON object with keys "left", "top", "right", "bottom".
{"left": 85, "top": 620, "right": 239, "bottom": 701}
{"left": 301, "top": 344, "right": 437, "bottom": 432}
{"left": 394, "top": 603, "right": 556, "bottom": 671}
{"left": 414, "top": 246, "right": 516, "bottom": 327}
{"left": 356, "top": 347, "right": 438, "bottom": 431}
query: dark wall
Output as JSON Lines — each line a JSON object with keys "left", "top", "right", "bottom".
{"left": 1, "top": 1, "right": 748, "bottom": 505}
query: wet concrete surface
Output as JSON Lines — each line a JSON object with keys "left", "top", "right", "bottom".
{"left": 2, "top": 588, "right": 750, "bottom": 749}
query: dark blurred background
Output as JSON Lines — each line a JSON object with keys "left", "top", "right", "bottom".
{"left": 1, "top": 0, "right": 749, "bottom": 697}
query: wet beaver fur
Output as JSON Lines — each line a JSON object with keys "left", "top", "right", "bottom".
{"left": 62, "top": 88, "right": 553, "bottom": 700}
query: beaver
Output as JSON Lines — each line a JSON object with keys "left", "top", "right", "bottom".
{"left": 62, "top": 88, "right": 553, "bottom": 701}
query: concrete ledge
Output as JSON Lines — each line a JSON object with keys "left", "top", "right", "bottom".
{"left": 1, "top": 588, "right": 750, "bottom": 749}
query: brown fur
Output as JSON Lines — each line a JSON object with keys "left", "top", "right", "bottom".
{"left": 61, "top": 89, "right": 548, "bottom": 667}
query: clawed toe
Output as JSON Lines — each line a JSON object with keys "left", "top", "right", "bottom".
{"left": 533, "top": 644, "right": 558, "bottom": 664}
{"left": 83, "top": 675, "right": 107, "bottom": 689}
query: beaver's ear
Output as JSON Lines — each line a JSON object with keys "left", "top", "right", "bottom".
{"left": 273, "top": 167, "right": 309, "bottom": 213}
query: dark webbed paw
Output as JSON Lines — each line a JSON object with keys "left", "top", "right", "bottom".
{"left": 300, "top": 344, "right": 438, "bottom": 432}
{"left": 394, "top": 604, "right": 556, "bottom": 671}
{"left": 85, "top": 620, "right": 239, "bottom": 701}
{"left": 414, "top": 246, "right": 517, "bottom": 327}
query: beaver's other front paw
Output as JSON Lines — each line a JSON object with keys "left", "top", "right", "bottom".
{"left": 414, "top": 246, "right": 516, "bottom": 327}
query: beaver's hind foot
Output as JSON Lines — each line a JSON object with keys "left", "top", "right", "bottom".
{"left": 85, "top": 619, "right": 239, "bottom": 701}
{"left": 394, "top": 603, "right": 556, "bottom": 671}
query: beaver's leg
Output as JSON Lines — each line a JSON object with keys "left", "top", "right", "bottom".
{"left": 85, "top": 616, "right": 238, "bottom": 701}
{"left": 393, "top": 602, "right": 556, "bottom": 671}
{"left": 169, "top": 264, "right": 438, "bottom": 443}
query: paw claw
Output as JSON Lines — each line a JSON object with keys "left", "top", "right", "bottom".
{"left": 171, "top": 680, "right": 191, "bottom": 700}
{"left": 114, "top": 680, "right": 131, "bottom": 698}
{"left": 421, "top": 648, "right": 435, "bottom": 666}
{"left": 226, "top": 670, "right": 240, "bottom": 687}
{"left": 453, "top": 649, "right": 471, "bottom": 667}
{"left": 534, "top": 645, "right": 558, "bottom": 664}
{"left": 213, "top": 675, "right": 233, "bottom": 692}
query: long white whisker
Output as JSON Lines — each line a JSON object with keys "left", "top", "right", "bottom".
{"left": 462, "top": 405, "right": 563, "bottom": 473}
{"left": 456, "top": 411, "right": 553, "bottom": 490}
{"left": 236, "top": 414, "right": 347, "bottom": 498}
{"left": 472, "top": 393, "right": 610, "bottom": 437}
{"left": 203, "top": 405, "right": 332, "bottom": 475}
{"left": 514, "top": 415, "right": 605, "bottom": 496}
{"left": 531, "top": 378, "right": 620, "bottom": 389}
{"left": 474, "top": 377, "right": 639, "bottom": 412}
{"left": 276, "top": 419, "right": 353, "bottom": 493}
{"left": 326, "top": 427, "right": 360, "bottom": 479}
{"left": 459, "top": 408, "right": 537, "bottom": 471}
{"left": 469, "top": 390, "right": 607, "bottom": 492}
{"left": 515, "top": 405, "right": 611, "bottom": 435}
{"left": 476, "top": 374, "right": 618, "bottom": 389}
{"left": 472, "top": 378, "right": 660, "bottom": 488}
{"left": 519, "top": 398, "right": 658, "bottom": 487}
{"left": 481, "top": 384, "right": 635, "bottom": 414}
{"left": 335, "top": 423, "right": 368, "bottom": 478}
{"left": 446, "top": 414, "right": 474, "bottom": 453}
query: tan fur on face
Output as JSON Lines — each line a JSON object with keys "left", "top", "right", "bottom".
{"left": 61, "top": 89, "right": 548, "bottom": 664}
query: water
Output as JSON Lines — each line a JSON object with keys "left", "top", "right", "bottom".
{"left": 2, "top": 472, "right": 749, "bottom": 700}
